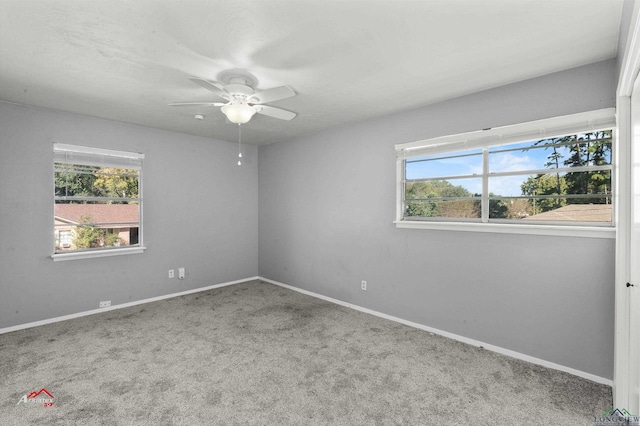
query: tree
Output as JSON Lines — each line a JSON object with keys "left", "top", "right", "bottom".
{"left": 563, "top": 130, "right": 612, "bottom": 203}
{"left": 532, "top": 136, "right": 568, "bottom": 200}
{"left": 92, "top": 168, "right": 139, "bottom": 201}
{"left": 520, "top": 174, "right": 568, "bottom": 214}
{"left": 55, "top": 165, "right": 100, "bottom": 199}
{"left": 73, "top": 216, "right": 122, "bottom": 249}
{"left": 519, "top": 130, "right": 611, "bottom": 214}
{"left": 405, "top": 181, "right": 479, "bottom": 218}
{"left": 488, "top": 195, "right": 508, "bottom": 219}
{"left": 405, "top": 182, "right": 440, "bottom": 217}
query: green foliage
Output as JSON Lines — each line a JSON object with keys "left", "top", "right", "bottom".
{"left": 520, "top": 130, "right": 611, "bottom": 214}
{"left": 406, "top": 182, "right": 438, "bottom": 217}
{"left": 488, "top": 196, "right": 509, "bottom": 219}
{"left": 55, "top": 166, "right": 138, "bottom": 202}
{"left": 72, "top": 215, "right": 122, "bottom": 249}
{"left": 405, "top": 181, "right": 480, "bottom": 218}
{"left": 563, "top": 131, "right": 611, "bottom": 202}
{"left": 521, "top": 174, "right": 568, "bottom": 214}
{"left": 405, "top": 182, "right": 509, "bottom": 219}
{"left": 93, "top": 168, "right": 139, "bottom": 201}
{"left": 55, "top": 165, "right": 100, "bottom": 198}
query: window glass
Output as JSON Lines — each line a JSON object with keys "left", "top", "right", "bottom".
{"left": 404, "top": 177, "right": 482, "bottom": 219}
{"left": 406, "top": 149, "right": 483, "bottom": 179}
{"left": 53, "top": 145, "right": 143, "bottom": 256}
{"left": 401, "top": 130, "right": 613, "bottom": 224}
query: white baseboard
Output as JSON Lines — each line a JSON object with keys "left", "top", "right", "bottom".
{"left": 0, "top": 276, "right": 260, "bottom": 335}
{"left": 259, "top": 276, "right": 613, "bottom": 387}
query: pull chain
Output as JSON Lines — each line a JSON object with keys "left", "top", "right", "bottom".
{"left": 237, "top": 124, "right": 243, "bottom": 166}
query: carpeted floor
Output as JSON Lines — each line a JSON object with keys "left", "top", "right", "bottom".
{"left": 1, "top": 280, "right": 611, "bottom": 425}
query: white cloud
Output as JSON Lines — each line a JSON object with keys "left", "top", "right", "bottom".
{"left": 488, "top": 153, "right": 537, "bottom": 196}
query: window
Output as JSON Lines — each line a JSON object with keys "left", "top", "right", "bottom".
{"left": 395, "top": 109, "right": 616, "bottom": 237}
{"left": 53, "top": 144, "right": 144, "bottom": 260}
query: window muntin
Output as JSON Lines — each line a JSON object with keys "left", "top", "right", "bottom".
{"left": 53, "top": 144, "right": 143, "bottom": 258}
{"left": 399, "top": 125, "right": 613, "bottom": 226}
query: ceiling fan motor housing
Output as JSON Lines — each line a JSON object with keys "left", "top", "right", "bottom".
{"left": 225, "top": 83, "right": 254, "bottom": 98}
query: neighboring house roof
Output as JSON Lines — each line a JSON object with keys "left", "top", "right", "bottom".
{"left": 55, "top": 204, "right": 139, "bottom": 226}
{"left": 522, "top": 204, "right": 611, "bottom": 222}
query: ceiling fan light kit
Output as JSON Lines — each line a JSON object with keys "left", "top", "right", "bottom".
{"left": 221, "top": 101, "right": 256, "bottom": 124}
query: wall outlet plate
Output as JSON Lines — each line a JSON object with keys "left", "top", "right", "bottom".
{"left": 168, "top": 269, "right": 175, "bottom": 279}
{"left": 99, "top": 300, "right": 111, "bottom": 308}
{"left": 178, "top": 267, "right": 185, "bottom": 279}
{"left": 361, "top": 280, "right": 367, "bottom": 290}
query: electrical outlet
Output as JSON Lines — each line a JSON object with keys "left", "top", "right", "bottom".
{"left": 168, "top": 269, "right": 175, "bottom": 279}
{"left": 99, "top": 300, "right": 111, "bottom": 308}
{"left": 178, "top": 267, "right": 185, "bottom": 280}
{"left": 361, "top": 280, "right": 367, "bottom": 291}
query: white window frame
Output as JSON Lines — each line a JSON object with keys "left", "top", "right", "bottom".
{"left": 52, "top": 143, "right": 146, "bottom": 261}
{"left": 395, "top": 108, "right": 616, "bottom": 239}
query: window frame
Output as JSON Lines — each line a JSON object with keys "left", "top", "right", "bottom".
{"left": 395, "top": 108, "right": 616, "bottom": 239}
{"left": 52, "top": 143, "right": 146, "bottom": 261}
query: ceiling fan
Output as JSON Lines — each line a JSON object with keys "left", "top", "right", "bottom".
{"left": 169, "top": 76, "right": 297, "bottom": 124}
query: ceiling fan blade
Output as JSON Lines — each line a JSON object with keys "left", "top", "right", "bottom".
{"left": 255, "top": 105, "right": 297, "bottom": 121}
{"left": 248, "top": 86, "right": 295, "bottom": 104}
{"left": 169, "top": 102, "right": 226, "bottom": 107}
{"left": 188, "top": 77, "right": 230, "bottom": 100}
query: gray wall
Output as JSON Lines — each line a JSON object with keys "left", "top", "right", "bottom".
{"left": 0, "top": 102, "right": 258, "bottom": 329}
{"left": 617, "top": 0, "right": 636, "bottom": 79}
{"left": 258, "top": 59, "right": 617, "bottom": 379}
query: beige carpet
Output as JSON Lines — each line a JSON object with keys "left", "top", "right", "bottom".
{"left": 1, "top": 280, "right": 611, "bottom": 425}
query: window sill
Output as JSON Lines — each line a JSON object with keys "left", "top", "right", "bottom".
{"left": 394, "top": 220, "right": 615, "bottom": 239}
{"left": 52, "top": 246, "right": 146, "bottom": 262}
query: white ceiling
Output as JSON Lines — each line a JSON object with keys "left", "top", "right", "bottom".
{"left": 0, "top": 0, "right": 624, "bottom": 145}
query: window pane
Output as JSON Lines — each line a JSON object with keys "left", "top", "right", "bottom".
{"left": 406, "top": 149, "right": 482, "bottom": 179}
{"left": 53, "top": 145, "right": 143, "bottom": 257}
{"left": 405, "top": 178, "right": 482, "bottom": 200}
{"left": 487, "top": 198, "right": 533, "bottom": 220}
{"left": 487, "top": 197, "right": 612, "bottom": 222}
{"left": 54, "top": 201, "right": 140, "bottom": 253}
{"left": 92, "top": 167, "right": 139, "bottom": 199}
{"left": 490, "top": 170, "right": 611, "bottom": 199}
{"left": 405, "top": 199, "right": 481, "bottom": 219}
{"left": 405, "top": 177, "right": 482, "bottom": 219}
{"left": 55, "top": 164, "right": 101, "bottom": 198}
{"left": 399, "top": 123, "right": 614, "bottom": 226}
{"left": 490, "top": 143, "right": 573, "bottom": 172}
{"left": 55, "top": 163, "right": 139, "bottom": 200}
{"left": 489, "top": 131, "right": 612, "bottom": 173}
